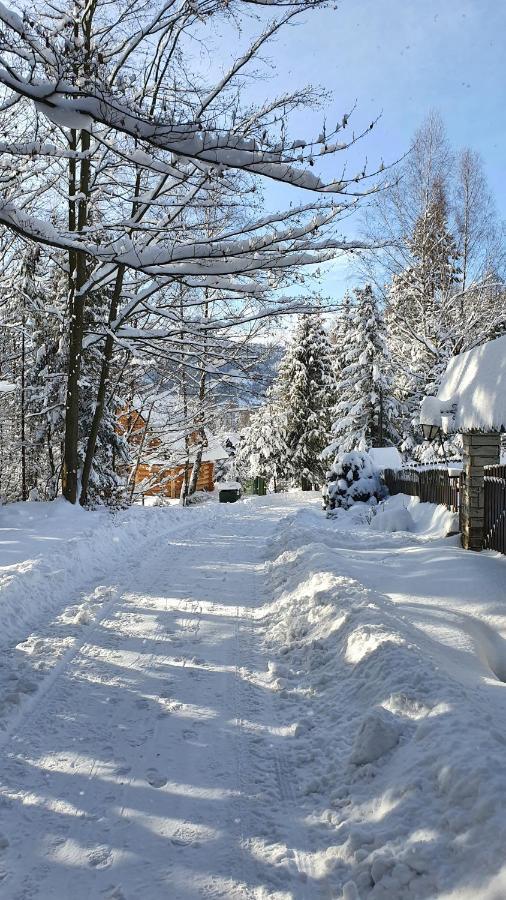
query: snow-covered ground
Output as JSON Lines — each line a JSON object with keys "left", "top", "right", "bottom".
{"left": 0, "top": 492, "right": 505, "bottom": 898}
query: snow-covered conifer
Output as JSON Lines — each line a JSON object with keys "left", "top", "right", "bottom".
{"left": 276, "top": 313, "right": 335, "bottom": 488}
{"left": 386, "top": 183, "right": 461, "bottom": 456}
{"left": 237, "top": 390, "right": 288, "bottom": 490}
{"left": 329, "top": 291, "right": 353, "bottom": 387}
{"left": 327, "top": 286, "right": 398, "bottom": 457}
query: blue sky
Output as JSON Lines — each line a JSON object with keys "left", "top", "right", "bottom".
{"left": 214, "top": 0, "right": 506, "bottom": 299}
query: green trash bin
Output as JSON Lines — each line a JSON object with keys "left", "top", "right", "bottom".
{"left": 253, "top": 476, "right": 266, "bottom": 496}
{"left": 219, "top": 488, "right": 241, "bottom": 503}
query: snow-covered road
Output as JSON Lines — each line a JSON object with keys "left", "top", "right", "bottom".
{"left": 1, "top": 492, "right": 506, "bottom": 899}
{"left": 0, "top": 495, "right": 319, "bottom": 900}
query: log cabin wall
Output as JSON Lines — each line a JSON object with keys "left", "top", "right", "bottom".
{"left": 117, "top": 407, "right": 217, "bottom": 498}
{"left": 135, "top": 460, "right": 215, "bottom": 498}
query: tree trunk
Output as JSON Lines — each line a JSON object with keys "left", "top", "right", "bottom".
{"left": 178, "top": 287, "right": 191, "bottom": 506}
{"left": 79, "top": 266, "right": 125, "bottom": 507}
{"left": 62, "top": 128, "right": 90, "bottom": 503}
{"left": 187, "top": 290, "right": 209, "bottom": 497}
{"left": 128, "top": 400, "right": 156, "bottom": 504}
{"left": 188, "top": 439, "right": 204, "bottom": 496}
{"left": 378, "top": 386, "right": 384, "bottom": 446}
{"left": 20, "top": 313, "right": 27, "bottom": 501}
{"left": 79, "top": 164, "right": 143, "bottom": 506}
{"left": 62, "top": 282, "right": 84, "bottom": 503}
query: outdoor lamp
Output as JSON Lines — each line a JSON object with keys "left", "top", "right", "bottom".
{"left": 419, "top": 420, "right": 449, "bottom": 465}
{"left": 420, "top": 422, "right": 442, "bottom": 441}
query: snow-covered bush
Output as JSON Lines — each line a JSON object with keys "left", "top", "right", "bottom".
{"left": 323, "top": 450, "right": 383, "bottom": 511}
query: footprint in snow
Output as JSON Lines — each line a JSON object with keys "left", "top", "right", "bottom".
{"left": 0, "top": 834, "right": 9, "bottom": 851}
{"left": 102, "top": 887, "right": 126, "bottom": 900}
{"left": 146, "top": 769, "right": 167, "bottom": 788}
{"left": 88, "top": 846, "right": 112, "bottom": 868}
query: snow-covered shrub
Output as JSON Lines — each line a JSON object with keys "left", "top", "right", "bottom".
{"left": 323, "top": 450, "right": 383, "bottom": 511}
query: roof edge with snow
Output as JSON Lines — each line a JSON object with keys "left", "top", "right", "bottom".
{"left": 421, "top": 335, "right": 506, "bottom": 434}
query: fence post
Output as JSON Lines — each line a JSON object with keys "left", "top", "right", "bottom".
{"left": 461, "top": 433, "right": 500, "bottom": 551}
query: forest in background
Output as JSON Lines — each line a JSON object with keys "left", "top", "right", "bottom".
{"left": 239, "top": 113, "right": 506, "bottom": 490}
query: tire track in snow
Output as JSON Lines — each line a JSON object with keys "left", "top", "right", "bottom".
{"left": 0, "top": 507, "right": 220, "bottom": 755}
{"left": 0, "top": 498, "right": 327, "bottom": 899}
{"left": 254, "top": 555, "right": 324, "bottom": 900}
{"left": 0, "top": 511, "right": 223, "bottom": 899}
{"left": 234, "top": 525, "right": 331, "bottom": 900}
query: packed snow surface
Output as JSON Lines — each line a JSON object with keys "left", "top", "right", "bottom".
{"left": 0, "top": 492, "right": 504, "bottom": 898}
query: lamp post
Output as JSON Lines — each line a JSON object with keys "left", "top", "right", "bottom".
{"left": 419, "top": 422, "right": 448, "bottom": 465}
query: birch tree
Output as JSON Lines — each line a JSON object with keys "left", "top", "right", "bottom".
{"left": 0, "top": 0, "right": 384, "bottom": 504}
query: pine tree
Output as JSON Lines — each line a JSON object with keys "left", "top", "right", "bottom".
{"left": 277, "top": 313, "right": 335, "bottom": 488}
{"left": 386, "top": 182, "right": 461, "bottom": 457}
{"left": 329, "top": 291, "right": 353, "bottom": 387}
{"left": 237, "top": 389, "right": 288, "bottom": 490}
{"left": 0, "top": 248, "right": 66, "bottom": 501}
{"left": 327, "top": 286, "right": 399, "bottom": 457}
{"left": 24, "top": 258, "right": 67, "bottom": 499}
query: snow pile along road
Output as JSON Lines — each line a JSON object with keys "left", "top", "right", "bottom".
{"left": 0, "top": 500, "right": 214, "bottom": 741}
{"left": 263, "top": 498, "right": 506, "bottom": 899}
{"left": 0, "top": 500, "right": 188, "bottom": 646}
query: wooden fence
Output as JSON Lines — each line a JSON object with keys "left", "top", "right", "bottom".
{"left": 383, "top": 465, "right": 506, "bottom": 555}
{"left": 383, "top": 468, "right": 461, "bottom": 513}
{"left": 484, "top": 465, "right": 506, "bottom": 554}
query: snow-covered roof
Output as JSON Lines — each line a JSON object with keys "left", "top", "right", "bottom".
{"left": 421, "top": 335, "right": 506, "bottom": 433}
{"left": 149, "top": 435, "right": 229, "bottom": 467}
{"left": 0, "top": 380, "right": 15, "bottom": 393}
{"left": 367, "top": 447, "right": 402, "bottom": 471}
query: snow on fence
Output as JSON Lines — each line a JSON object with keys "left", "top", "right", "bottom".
{"left": 383, "top": 466, "right": 506, "bottom": 555}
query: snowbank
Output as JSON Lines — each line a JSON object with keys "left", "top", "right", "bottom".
{"left": 262, "top": 498, "right": 506, "bottom": 898}
{"left": 0, "top": 500, "right": 180, "bottom": 647}
{"left": 0, "top": 498, "right": 223, "bottom": 741}
{"left": 371, "top": 494, "right": 459, "bottom": 538}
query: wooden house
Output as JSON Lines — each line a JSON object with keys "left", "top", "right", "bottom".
{"left": 117, "top": 405, "right": 228, "bottom": 499}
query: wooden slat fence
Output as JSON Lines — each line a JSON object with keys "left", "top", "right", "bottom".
{"left": 383, "top": 468, "right": 461, "bottom": 513}
{"left": 484, "top": 465, "right": 506, "bottom": 554}
{"left": 384, "top": 465, "right": 506, "bottom": 555}
{"left": 459, "top": 471, "right": 466, "bottom": 535}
